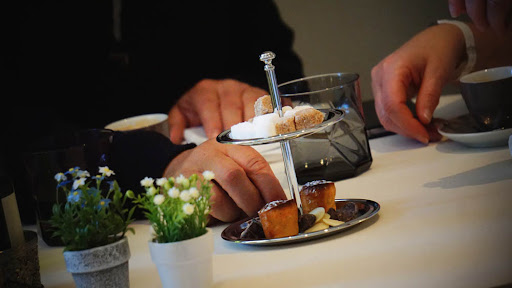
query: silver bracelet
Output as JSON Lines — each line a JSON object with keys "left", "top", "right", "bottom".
{"left": 437, "top": 19, "right": 476, "bottom": 78}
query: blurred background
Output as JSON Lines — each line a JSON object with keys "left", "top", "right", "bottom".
{"left": 274, "top": 0, "right": 457, "bottom": 103}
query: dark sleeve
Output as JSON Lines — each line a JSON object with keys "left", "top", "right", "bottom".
{"left": 110, "top": 130, "right": 196, "bottom": 197}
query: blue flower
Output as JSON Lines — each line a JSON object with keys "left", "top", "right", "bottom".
{"left": 97, "top": 199, "right": 111, "bottom": 210}
{"left": 65, "top": 167, "right": 80, "bottom": 175}
{"left": 87, "top": 187, "right": 100, "bottom": 197}
{"left": 57, "top": 180, "right": 72, "bottom": 189}
{"left": 93, "top": 175, "right": 105, "bottom": 181}
{"left": 67, "top": 190, "right": 82, "bottom": 203}
{"left": 107, "top": 181, "right": 115, "bottom": 191}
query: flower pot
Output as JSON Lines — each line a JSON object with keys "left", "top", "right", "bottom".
{"left": 148, "top": 228, "right": 213, "bottom": 288}
{"left": 0, "top": 231, "right": 43, "bottom": 288}
{"left": 63, "top": 237, "right": 131, "bottom": 288}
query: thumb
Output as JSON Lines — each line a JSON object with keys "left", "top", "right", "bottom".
{"left": 415, "top": 65, "right": 450, "bottom": 125}
{"left": 169, "top": 106, "right": 187, "bottom": 144}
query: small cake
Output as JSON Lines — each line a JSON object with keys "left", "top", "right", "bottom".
{"left": 254, "top": 95, "right": 273, "bottom": 116}
{"left": 294, "top": 108, "right": 325, "bottom": 130}
{"left": 258, "top": 199, "right": 299, "bottom": 239}
{"left": 299, "top": 180, "right": 336, "bottom": 214}
{"left": 275, "top": 115, "right": 296, "bottom": 134}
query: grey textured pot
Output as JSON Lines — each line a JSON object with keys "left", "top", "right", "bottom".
{"left": 63, "top": 237, "right": 131, "bottom": 288}
{"left": 0, "top": 231, "right": 43, "bottom": 288}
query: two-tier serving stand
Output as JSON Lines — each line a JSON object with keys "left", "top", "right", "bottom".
{"left": 217, "top": 52, "right": 344, "bottom": 213}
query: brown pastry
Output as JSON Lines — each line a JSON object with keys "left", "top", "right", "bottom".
{"left": 294, "top": 108, "right": 324, "bottom": 130}
{"left": 299, "top": 180, "right": 336, "bottom": 214}
{"left": 254, "top": 95, "right": 273, "bottom": 116}
{"left": 258, "top": 199, "right": 299, "bottom": 239}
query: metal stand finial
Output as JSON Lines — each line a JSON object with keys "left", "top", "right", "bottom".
{"left": 259, "top": 51, "right": 301, "bottom": 212}
{"left": 260, "top": 51, "right": 283, "bottom": 116}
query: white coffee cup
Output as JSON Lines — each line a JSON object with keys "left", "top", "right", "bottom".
{"left": 105, "top": 113, "right": 169, "bottom": 138}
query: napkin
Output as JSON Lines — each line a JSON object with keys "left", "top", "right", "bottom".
{"left": 183, "top": 127, "right": 282, "bottom": 163}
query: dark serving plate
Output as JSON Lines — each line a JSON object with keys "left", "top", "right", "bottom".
{"left": 221, "top": 199, "right": 380, "bottom": 246}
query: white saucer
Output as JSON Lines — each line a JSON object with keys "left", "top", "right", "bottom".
{"left": 438, "top": 114, "right": 512, "bottom": 148}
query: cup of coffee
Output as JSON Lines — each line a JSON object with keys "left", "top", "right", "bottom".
{"left": 459, "top": 66, "right": 512, "bottom": 131}
{"left": 105, "top": 113, "right": 169, "bottom": 138}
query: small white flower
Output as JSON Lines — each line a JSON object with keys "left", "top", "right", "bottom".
{"left": 180, "top": 190, "right": 191, "bottom": 202}
{"left": 77, "top": 170, "right": 90, "bottom": 178}
{"left": 99, "top": 166, "right": 115, "bottom": 177}
{"left": 175, "top": 174, "right": 186, "bottom": 185}
{"left": 156, "top": 178, "right": 167, "bottom": 187}
{"left": 182, "top": 203, "right": 195, "bottom": 215}
{"left": 54, "top": 172, "right": 67, "bottom": 182}
{"left": 202, "top": 171, "right": 215, "bottom": 181}
{"left": 72, "top": 177, "right": 86, "bottom": 190}
{"left": 140, "top": 177, "right": 154, "bottom": 187}
{"left": 148, "top": 186, "right": 158, "bottom": 196}
{"left": 153, "top": 194, "right": 165, "bottom": 205}
{"left": 189, "top": 187, "right": 199, "bottom": 199}
{"left": 167, "top": 187, "right": 180, "bottom": 198}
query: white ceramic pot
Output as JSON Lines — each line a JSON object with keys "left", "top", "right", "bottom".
{"left": 63, "top": 237, "right": 130, "bottom": 288}
{"left": 148, "top": 228, "right": 213, "bottom": 288}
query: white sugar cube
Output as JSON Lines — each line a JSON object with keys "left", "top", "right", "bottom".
{"left": 252, "top": 113, "right": 279, "bottom": 138}
{"left": 284, "top": 105, "right": 312, "bottom": 118}
{"left": 230, "top": 121, "right": 255, "bottom": 139}
{"left": 274, "top": 106, "right": 293, "bottom": 114}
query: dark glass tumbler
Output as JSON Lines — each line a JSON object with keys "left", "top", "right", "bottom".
{"left": 23, "top": 129, "right": 114, "bottom": 246}
{"left": 278, "top": 73, "right": 373, "bottom": 185}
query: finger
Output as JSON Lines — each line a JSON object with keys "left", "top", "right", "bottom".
{"left": 218, "top": 81, "right": 244, "bottom": 130}
{"left": 201, "top": 144, "right": 267, "bottom": 217}
{"left": 465, "top": 0, "right": 489, "bottom": 30}
{"left": 194, "top": 88, "right": 223, "bottom": 139}
{"left": 414, "top": 65, "right": 444, "bottom": 125}
{"left": 449, "top": 0, "right": 467, "bottom": 17}
{"left": 372, "top": 66, "right": 429, "bottom": 144}
{"left": 242, "top": 86, "right": 267, "bottom": 120}
{"left": 209, "top": 181, "right": 243, "bottom": 222}
{"left": 168, "top": 105, "right": 187, "bottom": 144}
{"left": 225, "top": 144, "right": 286, "bottom": 204}
{"left": 487, "top": 0, "right": 512, "bottom": 34}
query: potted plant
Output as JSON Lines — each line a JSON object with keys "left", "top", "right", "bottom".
{"left": 50, "top": 166, "right": 136, "bottom": 288}
{"left": 131, "top": 171, "right": 215, "bottom": 288}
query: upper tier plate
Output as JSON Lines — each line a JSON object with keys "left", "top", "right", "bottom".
{"left": 216, "top": 108, "right": 344, "bottom": 146}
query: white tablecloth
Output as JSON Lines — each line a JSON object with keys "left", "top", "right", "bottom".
{"left": 36, "top": 94, "right": 512, "bottom": 288}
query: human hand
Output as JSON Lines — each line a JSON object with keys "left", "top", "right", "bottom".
{"left": 163, "top": 139, "right": 286, "bottom": 223}
{"left": 448, "top": 0, "right": 512, "bottom": 34}
{"left": 168, "top": 79, "right": 268, "bottom": 144}
{"left": 371, "top": 24, "right": 466, "bottom": 143}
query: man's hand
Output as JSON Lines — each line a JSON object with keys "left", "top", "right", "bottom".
{"left": 163, "top": 139, "right": 286, "bottom": 222}
{"left": 169, "top": 79, "right": 268, "bottom": 144}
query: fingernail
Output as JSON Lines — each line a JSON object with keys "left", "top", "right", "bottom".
{"left": 423, "top": 110, "right": 432, "bottom": 123}
{"left": 419, "top": 136, "right": 429, "bottom": 144}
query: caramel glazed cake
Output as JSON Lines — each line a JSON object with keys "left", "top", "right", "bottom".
{"left": 230, "top": 95, "right": 324, "bottom": 139}
{"left": 240, "top": 180, "right": 364, "bottom": 240}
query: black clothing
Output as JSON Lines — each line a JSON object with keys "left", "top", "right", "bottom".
{"left": 3, "top": 0, "right": 304, "bottom": 224}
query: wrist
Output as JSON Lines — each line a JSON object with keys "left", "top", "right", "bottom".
{"left": 437, "top": 20, "right": 476, "bottom": 79}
